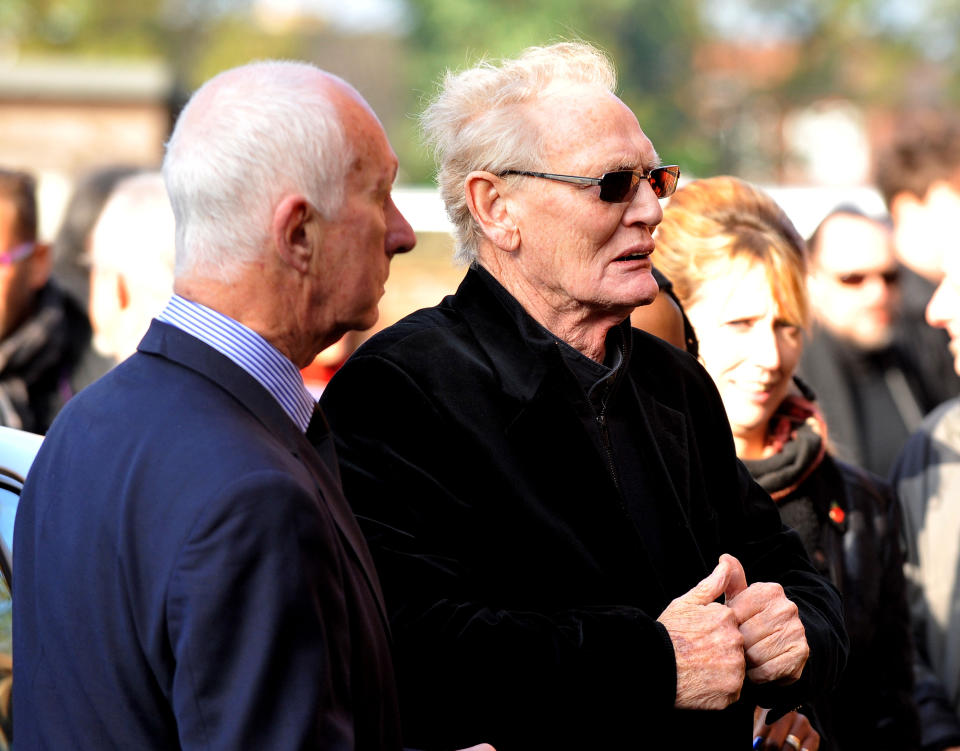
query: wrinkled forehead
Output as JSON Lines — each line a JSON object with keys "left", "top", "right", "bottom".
{"left": 528, "top": 85, "right": 659, "bottom": 171}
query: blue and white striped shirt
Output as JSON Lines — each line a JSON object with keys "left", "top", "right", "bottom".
{"left": 157, "top": 295, "right": 315, "bottom": 433}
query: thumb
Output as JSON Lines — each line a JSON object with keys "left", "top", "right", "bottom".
{"left": 719, "top": 553, "right": 748, "bottom": 603}
{"left": 686, "top": 557, "right": 735, "bottom": 605}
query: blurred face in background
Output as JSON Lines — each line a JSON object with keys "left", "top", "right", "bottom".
{"left": 926, "top": 245, "right": 960, "bottom": 375}
{"left": 890, "top": 180, "right": 960, "bottom": 282}
{"left": 685, "top": 257, "right": 804, "bottom": 460}
{"left": 0, "top": 196, "right": 49, "bottom": 340}
{"left": 807, "top": 213, "right": 901, "bottom": 350}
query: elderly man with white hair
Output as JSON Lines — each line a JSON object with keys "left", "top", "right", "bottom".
{"left": 63, "top": 170, "right": 179, "bottom": 388}
{"left": 321, "top": 42, "right": 848, "bottom": 749}
{"left": 88, "top": 172, "right": 176, "bottom": 360}
{"left": 13, "top": 60, "right": 430, "bottom": 749}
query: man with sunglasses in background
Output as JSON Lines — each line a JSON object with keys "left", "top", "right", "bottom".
{"left": 0, "top": 168, "right": 90, "bottom": 432}
{"left": 321, "top": 42, "right": 847, "bottom": 749}
{"left": 883, "top": 110, "right": 960, "bottom": 751}
{"left": 800, "top": 206, "right": 958, "bottom": 476}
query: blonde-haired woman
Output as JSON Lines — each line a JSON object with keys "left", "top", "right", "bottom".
{"left": 651, "top": 176, "right": 919, "bottom": 750}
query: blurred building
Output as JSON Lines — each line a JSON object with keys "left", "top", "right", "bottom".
{"left": 0, "top": 56, "right": 174, "bottom": 237}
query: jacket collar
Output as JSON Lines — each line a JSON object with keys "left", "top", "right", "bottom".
{"left": 139, "top": 319, "right": 303, "bottom": 449}
{"left": 451, "top": 267, "right": 687, "bottom": 604}
{"left": 137, "top": 319, "right": 389, "bottom": 625}
{"left": 452, "top": 264, "right": 632, "bottom": 402}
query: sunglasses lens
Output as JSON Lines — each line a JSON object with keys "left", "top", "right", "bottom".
{"left": 838, "top": 270, "right": 901, "bottom": 286}
{"left": 650, "top": 166, "right": 679, "bottom": 198}
{"left": 599, "top": 167, "right": 680, "bottom": 202}
{"left": 838, "top": 273, "right": 866, "bottom": 286}
{"left": 598, "top": 171, "right": 639, "bottom": 203}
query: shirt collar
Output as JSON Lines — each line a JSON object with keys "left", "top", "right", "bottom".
{"left": 156, "top": 295, "right": 315, "bottom": 432}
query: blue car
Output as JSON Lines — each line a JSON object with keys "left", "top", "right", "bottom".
{"left": 0, "top": 426, "right": 44, "bottom": 750}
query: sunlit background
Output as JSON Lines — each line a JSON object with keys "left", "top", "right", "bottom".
{"left": 1, "top": 0, "right": 958, "bottom": 330}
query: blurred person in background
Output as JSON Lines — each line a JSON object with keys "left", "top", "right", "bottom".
{"left": 321, "top": 42, "right": 847, "bottom": 749}
{"left": 0, "top": 168, "right": 89, "bottom": 433}
{"left": 76, "top": 170, "right": 176, "bottom": 386}
{"left": 888, "top": 115, "right": 960, "bottom": 749}
{"left": 301, "top": 329, "right": 365, "bottom": 396}
{"left": 799, "top": 206, "right": 955, "bottom": 476}
{"left": 875, "top": 111, "right": 960, "bottom": 327}
{"left": 653, "top": 176, "right": 919, "bottom": 751}
{"left": 629, "top": 265, "right": 699, "bottom": 355}
{"left": 51, "top": 164, "right": 142, "bottom": 310}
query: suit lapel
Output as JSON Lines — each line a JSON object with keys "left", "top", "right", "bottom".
{"left": 297, "top": 408, "right": 389, "bottom": 621}
{"left": 138, "top": 320, "right": 390, "bottom": 627}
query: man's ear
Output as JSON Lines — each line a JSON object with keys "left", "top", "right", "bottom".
{"left": 465, "top": 171, "right": 520, "bottom": 252}
{"left": 116, "top": 274, "right": 130, "bottom": 311}
{"left": 272, "top": 194, "right": 316, "bottom": 274}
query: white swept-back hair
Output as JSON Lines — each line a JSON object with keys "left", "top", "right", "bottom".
{"left": 163, "top": 60, "right": 351, "bottom": 282}
{"left": 420, "top": 42, "right": 617, "bottom": 265}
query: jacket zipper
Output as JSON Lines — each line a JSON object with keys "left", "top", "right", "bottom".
{"left": 595, "top": 408, "right": 621, "bottom": 493}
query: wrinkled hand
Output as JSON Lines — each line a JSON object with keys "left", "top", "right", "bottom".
{"left": 753, "top": 707, "right": 820, "bottom": 750}
{"left": 727, "top": 579, "right": 808, "bottom": 684}
{"left": 658, "top": 554, "right": 747, "bottom": 710}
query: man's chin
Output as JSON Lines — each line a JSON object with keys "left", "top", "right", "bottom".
{"left": 357, "top": 306, "right": 380, "bottom": 334}
{"left": 848, "top": 325, "right": 895, "bottom": 351}
{"left": 624, "top": 289, "right": 660, "bottom": 311}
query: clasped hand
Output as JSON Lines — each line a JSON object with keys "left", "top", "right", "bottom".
{"left": 657, "top": 554, "right": 809, "bottom": 710}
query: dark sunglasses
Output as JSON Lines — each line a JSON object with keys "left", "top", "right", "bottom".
{"left": 0, "top": 241, "right": 35, "bottom": 266}
{"left": 836, "top": 269, "right": 901, "bottom": 287}
{"left": 498, "top": 165, "right": 680, "bottom": 203}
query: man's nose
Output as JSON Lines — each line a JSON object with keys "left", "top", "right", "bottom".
{"left": 926, "top": 279, "right": 950, "bottom": 329}
{"left": 623, "top": 180, "right": 663, "bottom": 228}
{"left": 862, "top": 274, "right": 895, "bottom": 302}
{"left": 386, "top": 196, "right": 416, "bottom": 257}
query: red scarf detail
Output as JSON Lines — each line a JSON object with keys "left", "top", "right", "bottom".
{"left": 765, "top": 394, "right": 829, "bottom": 501}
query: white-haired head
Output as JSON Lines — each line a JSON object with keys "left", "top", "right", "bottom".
{"left": 89, "top": 171, "right": 177, "bottom": 360}
{"left": 420, "top": 42, "right": 617, "bottom": 265}
{"left": 163, "top": 60, "right": 353, "bottom": 282}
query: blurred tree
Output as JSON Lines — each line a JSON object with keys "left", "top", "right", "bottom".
{"left": 1, "top": 0, "right": 340, "bottom": 120}
{"left": 712, "top": 0, "right": 960, "bottom": 104}
{"left": 4, "top": 0, "right": 959, "bottom": 183}
{"left": 705, "top": 0, "right": 960, "bottom": 178}
{"left": 399, "top": 0, "right": 712, "bottom": 181}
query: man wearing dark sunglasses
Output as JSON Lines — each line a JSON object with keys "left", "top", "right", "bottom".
{"left": 801, "top": 206, "right": 959, "bottom": 477}
{"left": 321, "top": 41, "right": 847, "bottom": 749}
{"left": 882, "top": 110, "right": 960, "bottom": 751}
{"left": 0, "top": 169, "right": 90, "bottom": 432}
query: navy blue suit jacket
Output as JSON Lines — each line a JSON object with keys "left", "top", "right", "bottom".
{"left": 13, "top": 320, "right": 401, "bottom": 749}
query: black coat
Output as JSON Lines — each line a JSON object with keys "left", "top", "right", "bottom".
{"left": 799, "top": 319, "right": 960, "bottom": 477}
{"left": 745, "top": 416, "right": 919, "bottom": 750}
{"left": 322, "top": 266, "right": 848, "bottom": 750}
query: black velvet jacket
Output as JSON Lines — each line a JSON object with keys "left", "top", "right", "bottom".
{"left": 322, "top": 266, "right": 848, "bottom": 750}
